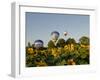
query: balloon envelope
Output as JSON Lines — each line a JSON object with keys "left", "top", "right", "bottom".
{"left": 63, "top": 32, "right": 67, "bottom": 36}
{"left": 34, "top": 40, "right": 44, "bottom": 49}
{"left": 51, "top": 31, "right": 60, "bottom": 41}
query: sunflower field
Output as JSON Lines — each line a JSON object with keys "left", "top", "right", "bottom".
{"left": 26, "top": 36, "right": 89, "bottom": 67}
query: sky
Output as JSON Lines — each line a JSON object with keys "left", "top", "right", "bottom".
{"left": 25, "top": 12, "right": 89, "bottom": 47}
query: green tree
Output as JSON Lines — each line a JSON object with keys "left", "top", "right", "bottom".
{"left": 28, "top": 42, "right": 31, "bottom": 47}
{"left": 56, "top": 38, "right": 65, "bottom": 47}
{"left": 79, "top": 36, "right": 89, "bottom": 45}
{"left": 48, "top": 40, "right": 55, "bottom": 48}
{"left": 66, "top": 38, "right": 76, "bottom": 44}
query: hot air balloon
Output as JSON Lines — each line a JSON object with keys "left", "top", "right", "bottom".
{"left": 51, "top": 31, "right": 60, "bottom": 42}
{"left": 34, "top": 40, "right": 44, "bottom": 49}
{"left": 63, "top": 31, "right": 68, "bottom": 36}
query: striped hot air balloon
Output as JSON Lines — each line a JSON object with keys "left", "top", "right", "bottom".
{"left": 51, "top": 31, "right": 60, "bottom": 42}
{"left": 34, "top": 40, "right": 44, "bottom": 49}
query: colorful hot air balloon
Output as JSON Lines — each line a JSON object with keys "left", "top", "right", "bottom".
{"left": 51, "top": 31, "right": 60, "bottom": 42}
{"left": 34, "top": 40, "right": 44, "bottom": 49}
{"left": 63, "top": 31, "right": 67, "bottom": 36}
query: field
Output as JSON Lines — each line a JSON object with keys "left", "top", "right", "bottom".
{"left": 26, "top": 36, "right": 89, "bottom": 67}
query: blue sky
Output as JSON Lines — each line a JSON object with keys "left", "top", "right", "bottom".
{"left": 25, "top": 12, "right": 89, "bottom": 46}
